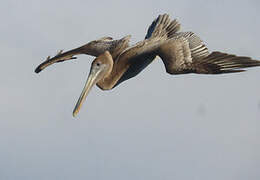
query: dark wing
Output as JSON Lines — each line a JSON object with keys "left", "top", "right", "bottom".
{"left": 145, "top": 13, "right": 181, "bottom": 39}
{"left": 157, "top": 32, "right": 260, "bottom": 74}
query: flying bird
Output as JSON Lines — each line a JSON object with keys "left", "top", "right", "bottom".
{"left": 35, "top": 14, "right": 260, "bottom": 117}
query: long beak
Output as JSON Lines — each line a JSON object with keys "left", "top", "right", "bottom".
{"left": 35, "top": 47, "right": 83, "bottom": 73}
{"left": 73, "top": 67, "right": 102, "bottom": 117}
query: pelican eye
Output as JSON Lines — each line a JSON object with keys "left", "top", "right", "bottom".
{"left": 96, "top": 62, "right": 100, "bottom": 66}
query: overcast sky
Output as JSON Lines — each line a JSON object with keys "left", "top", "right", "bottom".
{"left": 1, "top": 0, "right": 260, "bottom": 180}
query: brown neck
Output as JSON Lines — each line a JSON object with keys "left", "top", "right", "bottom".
{"left": 96, "top": 54, "right": 131, "bottom": 90}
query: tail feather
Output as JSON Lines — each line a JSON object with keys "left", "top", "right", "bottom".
{"left": 195, "top": 51, "right": 260, "bottom": 74}
{"left": 145, "top": 14, "right": 181, "bottom": 39}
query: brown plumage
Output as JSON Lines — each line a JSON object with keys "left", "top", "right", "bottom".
{"left": 34, "top": 14, "right": 260, "bottom": 116}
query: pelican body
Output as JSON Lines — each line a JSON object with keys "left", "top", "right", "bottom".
{"left": 35, "top": 14, "right": 260, "bottom": 116}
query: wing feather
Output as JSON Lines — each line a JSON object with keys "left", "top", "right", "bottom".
{"left": 194, "top": 52, "right": 260, "bottom": 74}
{"left": 156, "top": 31, "right": 260, "bottom": 74}
{"left": 157, "top": 32, "right": 209, "bottom": 74}
{"left": 145, "top": 14, "right": 181, "bottom": 39}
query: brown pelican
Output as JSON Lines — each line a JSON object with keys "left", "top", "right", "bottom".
{"left": 72, "top": 14, "right": 260, "bottom": 116}
{"left": 35, "top": 14, "right": 260, "bottom": 117}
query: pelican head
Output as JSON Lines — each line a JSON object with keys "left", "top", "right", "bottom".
{"left": 73, "top": 51, "right": 113, "bottom": 117}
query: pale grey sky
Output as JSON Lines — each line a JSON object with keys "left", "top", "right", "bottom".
{"left": 1, "top": 0, "right": 260, "bottom": 180}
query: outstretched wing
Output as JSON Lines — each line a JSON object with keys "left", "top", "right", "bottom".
{"left": 112, "top": 29, "right": 260, "bottom": 88}
{"left": 157, "top": 31, "right": 260, "bottom": 74}
{"left": 35, "top": 36, "right": 131, "bottom": 73}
